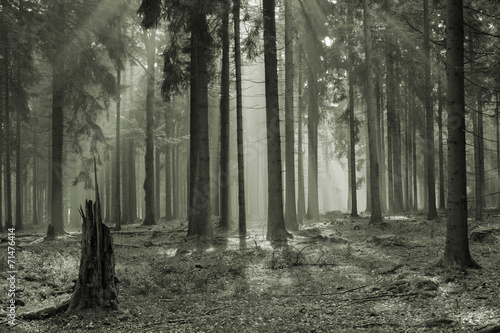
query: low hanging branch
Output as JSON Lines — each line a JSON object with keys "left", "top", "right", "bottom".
{"left": 67, "top": 160, "right": 118, "bottom": 313}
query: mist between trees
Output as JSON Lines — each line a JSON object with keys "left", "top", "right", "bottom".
{"left": 0, "top": 0, "right": 498, "bottom": 267}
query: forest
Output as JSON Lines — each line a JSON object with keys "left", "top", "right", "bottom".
{"left": 1, "top": 0, "right": 500, "bottom": 331}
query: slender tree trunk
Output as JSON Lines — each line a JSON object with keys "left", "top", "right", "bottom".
{"left": 297, "top": 44, "right": 305, "bottom": 225}
{"left": 442, "top": 0, "right": 478, "bottom": 268}
{"left": 3, "top": 23, "right": 13, "bottom": 230}
{"left": 105, "top": 158, "right": 110, "bottom": 222}
{"left": 143, "top": 30, "right": 156, "bottom": 226}
{"left": 437, "top": 78, "right": 445, "bottom": 210}
{"left": 348, "top": 5, "right": 358, "bottom": 217}
{"left": 363, "top": 0, "right": 383, "bottom": 223}
{"left": 475, "top": 89, "right": 484, "bottom": 220}
{"left": 33, "top": 128, "right": 38, "bottom": 225}
{"left": 386, "top": 46, "right": 394, "bottom": 213}
{"left": 348, "top": 73, "right": 358, "bottom": 217}
{"left": 128, "top": 65, "right": 137, "bottom": 222}
{"left": 376, "top": 79, "right": 387, "bottom": 213}
{"left": 424, "top": 0, "right": 438, "bottom": 219}
{"left": 50, "top": 3, "right": 66, "bottom": 236}
{"left": 306, "top": 59, "right": 319, "bottom": 221}
{"left": 412, "top": 92, "right": 418, "bottom": 209}
{"left": 263, "top": 0, "right": 290, "bottom": 241}
{"left": 172, "top": 123, "right": 179, "bottom": 219}
{"left": 284, "top": 0, "right": 297, "bottom": 230}
{"left": 187, "top": 12, "right": 212, "bottom": 240}
{"left": 114, "top": 66, "right": 122, "bottom": 231}
{"left": 165, "top": 109, "right": 172, "bottom": 220}
{"left": 496, "top": 93, "right": 500, "bottom": 209}
{"left": 219, "top": 1, "right": 231, "bottom": 231}
{"left": 15, "top": 78, "right": 22, "bottom": 230}
{"left": 234, "top": 0, "right": 247, "bottom": 235}
{"left": 155, "top": 147, "right": 161, "bottom": 218}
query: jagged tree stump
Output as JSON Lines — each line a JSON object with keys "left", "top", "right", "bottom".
{"left": 67, "top": 180, "right": 118, "bottom": 313}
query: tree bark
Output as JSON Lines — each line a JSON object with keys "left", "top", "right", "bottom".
{"left": 442, "top": 0, "right": 478, "bottom": 268}
{"left": 437, "top": 77, "right": 445, "bottom": 210}
{"left": 263, "top": 0, "right": 290, "bottom": 241}
{"left": 297, "top": 44, "right": 305, "bottom": 225}
{"left": 424, "top": 0, "right": 438, "bottom": 219}
{"left": 143, "top": 29, "right": 156, "bottom": 226}
{"left": 3, "top": 15, "right": 13, "bottom": 229}
{"left": 114, "top": 66, "right": 122, "bottom": 231}
{"left": 284, "top": 0, "right": 298, "bottom": 230}
{"left": 155, "top": 147, "right": 161, "bottom": 218}
{"left": 50, "top": 3, "right": 65, "bottom": 236}
{"left": 363, "top": 0, "right": 383, "bottom": 223}
{"left": 234, "top": 0, "right": 247, "bottom": 236}
{"left": 219, "top": 1, "right": 231, "bottom": 232}
{"left": 67, "top": 177, "right": 118, "bottom": 312}
{"left": 187, "top": 12, "right": 212, "bottom": 241}
{"left": 165, "top": 109, "right": 172, "bottom": 220}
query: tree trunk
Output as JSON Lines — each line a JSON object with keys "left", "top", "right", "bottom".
{"left": 437, "top": 77, "right": 445, "bottom": 210}
{"left": 297, "top": 43, "right": 305, "bottom": 225}
{"left": 33, "top": 128, "right": 38, "bottom": 225}
{"left": 234, "top": 0, "right": 247, "bottom": 235}
{"left": 306, "top": 53, "right": 319, "bottom": 221}
{"left": 263, "top": 0, "right": 290, "bottom": 241}
{"left": 165, "top": 110, "right": 172, "bottom": 221}
{"left": 114, "top": 67, "right": 122, "bottom": 231}
{"left": 442, "top": 0, "right": 478, "bottom": 268}
{"left": 67, "top": 175, "right": 118, "bottom": 313}
{"left": 386, "top": 44, "right": 394, "bottom": 213}
{"left": 424, "top": 0, "right": 438, "bottom": 219}
{"left": 219, "top": 1, "right": 231, "bottom": 232}
{"left": 50, "top": 7, "right": 66, "bottom": 236}
{"left": 3, "top": 20, "right": 13, "bottom": 229}
{"left": 15, "top": 85, "right": 22, "bottom": 230}
{"left": 187, "top": 12, "right": 212, "bottom": 241}
{"left": 105, "top": 157, "right": 111, "bottom": 223}
{"left": 284, "top": 0, "right": 297, "bottom": 230}
{"left": 496, "top": 93, "right": 500, "bottom": 209}
{"left": 155, "top": 147, "right": 161, "bottom": 218}
{"left": 348, "top": 70, "right": 358, "bottom": 217}
{"left": 363, "top": 0, "right": 383, "bottom": 223}
{"left": 143, "top": 29, "right": 156, "bottom": 226}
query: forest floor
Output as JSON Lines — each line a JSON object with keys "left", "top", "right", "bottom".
{"left": 1, "top": 211, "right": 500, "bottom": 332}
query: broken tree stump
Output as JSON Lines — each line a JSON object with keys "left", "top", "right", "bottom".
{"left": 67, "top": 162, "right": 118, "bottom": 313}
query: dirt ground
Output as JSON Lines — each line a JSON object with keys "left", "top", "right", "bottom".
{"left": 1, "top": 211, "right": 500, "bottom": 332}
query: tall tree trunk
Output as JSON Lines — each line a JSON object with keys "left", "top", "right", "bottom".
{"left": 114, "top": 66, "right": 122, "bottom": 231}
{"left": 348, "top": 4, "right": 358, "bottom": 217}
{"left": 234, "top": 0, "right": 247, "bottom": 235}
{"left": 442, "top": 0, "right": 477, "bottom": 268}
{"left": 172, "top": 123, "right": 179, "bottom": 219}
{"left": 348, "top": 71, "right": 358, "bottom": 217}
{"left": 411, "top": 91, "right": 418, "bottom": 209}
{"left": 219, "top": 0, "right": 231, "bottom": 231}
{"left": 128, "top": 65, "right": 137, "bottom": 222}
{"left": 49, "top": 3, "right": 66, "bottom": 236}
{"left": 297, "top": 44, "right": 305, "bottom": 225}
{"left": 284, "top": 0, "right": 297, "bottom": 230}
{"left": 105, "top": 158, "right": 111, "bottom": 222}
{"left": 155, "top": 147, "right": 161, "bottom": 218}
{"left": 33, "top": 126, "right": 38, "bottom": 225}
{"left": 424, "top": 0, "right": 438, "bottom": 219}
{"left": 306, "top": 57, "right": 319, "bottom": 220}
{"left": 187, "top": 12, "right": 212, "bottom": 240}
{"left": 386, "top": 45, "right": 394, "bottom": 213}
{"left": 165, "top": 108, "right": 172, "bottom": 220}
{"left": 263, "top": 0, "right": 290, "bottom": 241}
{"left": 3, "top": 18, "right": 13, "bottom": 229}
{"left": 437, "top": 77, "right": 445, "bottom": 210}
{"left": 376, "top": 79, "right": 387, "bottom": 213}
{"left": 143, "top": 30, "right": 156, "bottom": 226}
{"left": 496, "top": 93, "right": 500, "bottom": 209}
{"left": 363, "top": 0, "right": 383, "bottom": 223}
{"left": 15, "top": 75, "right": 22, "bottom": 230}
